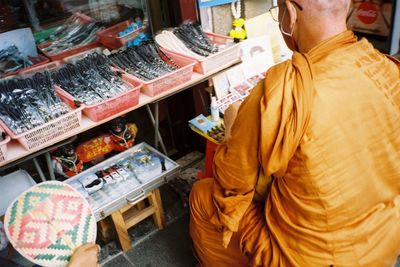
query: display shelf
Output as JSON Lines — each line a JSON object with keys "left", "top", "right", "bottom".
{"left": 65, "top": 142, "right": 180, "bottom": 221}
{"left": 0, "top": 60, "right": 240, "bottom": 169}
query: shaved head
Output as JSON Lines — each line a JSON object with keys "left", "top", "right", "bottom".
{"left": 300, "top": 0, "right": 350, "bottom": 18}
{"left": 278, "top": 0, "right": 351, "bottom": 52}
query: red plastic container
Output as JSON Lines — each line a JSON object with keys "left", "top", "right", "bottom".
{"left": 0, "top": 106, "right": 83, "bottom": 151}
{"left": 119, "top": 50, "right": 196, "bottom": 97}
{"left": 162, "top": 32, "right": 241, "bottom": 74}
{"left": 197, "top": 139, "right": 219, "bottom": 180}
{"left": 0, "top": 54, "right": 50, "bottom": 78}
{"left": 38, "top": 13, "right": 100, "bottom": 61}
{"left": 97, "top": 20, "right": 146, "bottom": 49}
{"left": 55, "top": 75, "right": 142, "bottom": 122}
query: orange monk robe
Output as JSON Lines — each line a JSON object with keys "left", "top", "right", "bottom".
{"left": 190, "top": 31, "right": 400, "bottom": 267}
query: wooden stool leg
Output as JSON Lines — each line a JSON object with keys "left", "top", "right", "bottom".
{"left": 111, "top": 210, "right": 132, "bottom": 252}
{"left": 97, "top": 217, "right": 114, "bottom": 243}
{"left": 149, "top": 188, "right": 165, "bottom": 229}
{"left": 136, "top": 200, "right": 146, "bottom": 210}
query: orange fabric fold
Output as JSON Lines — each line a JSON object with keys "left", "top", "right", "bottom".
{"left": 193, "top": 30, "right": 400, "bottom": 266}
{"left": 212, "top": 31, "right": 359, "bottom": 247}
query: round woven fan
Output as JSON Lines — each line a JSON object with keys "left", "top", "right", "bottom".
{"left": 4, "top": 181, "right": 97, "bottom": 267}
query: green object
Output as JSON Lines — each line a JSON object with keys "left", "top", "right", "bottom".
{"left": 34, "top": 27, "right": 58, "bottom": 43}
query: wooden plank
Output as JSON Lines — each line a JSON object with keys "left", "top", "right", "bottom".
{"left": 149, "top": 188, "right": 165, "bottom": 229}
{"left": 97, "top": 217, "right": 114, "bottom": 243}
{"left": 110, "top": 210, "right": 131, "bottom": 252}
{"left": 124, "top": 206, "right": 156, "bottom": 229}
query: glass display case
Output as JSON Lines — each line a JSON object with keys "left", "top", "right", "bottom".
{"left": 0, "top": 0, "right": 149, "bottom": 32}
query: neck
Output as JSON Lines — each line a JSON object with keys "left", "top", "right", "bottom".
{"left": 296, "top": 20, "right": 347, "bottom": 53}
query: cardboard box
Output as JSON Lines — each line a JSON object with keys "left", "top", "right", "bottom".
{"left": 347, "top": 0, "right": 392, "bottom": 36}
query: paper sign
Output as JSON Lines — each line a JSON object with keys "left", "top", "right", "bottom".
{"left": 212, "top": 72, "right": 230, "bottom": 99}
{"left": 240, "top": 35, "right": 274, "bottom": 77}
{"left": 245, "top": 12, "right": 292, "bottom": 62}
{"left": 226, "top": 65, "right": 246, "bottom": 87}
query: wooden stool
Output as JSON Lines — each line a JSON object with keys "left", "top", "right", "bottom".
{"left": 109, "top": 188, "right": 165, "bottom": 251}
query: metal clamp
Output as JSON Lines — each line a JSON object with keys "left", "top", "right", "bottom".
{"left": 126, "top": 189, "right": 146, "bottom": 205}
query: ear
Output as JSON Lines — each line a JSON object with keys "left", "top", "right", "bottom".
{"left": 285, "top": 1, "right": 297, "bottom": 28}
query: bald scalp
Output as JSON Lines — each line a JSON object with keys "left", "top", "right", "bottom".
{"left": 300, "top": 0, "right": 350, "bottom": 17}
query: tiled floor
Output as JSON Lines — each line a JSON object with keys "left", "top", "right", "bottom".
{"left": 102, "top": 215, "right": 196, "bottom": 267}
{"left": 99, "top": 152, "right": 203, "bottom": 267}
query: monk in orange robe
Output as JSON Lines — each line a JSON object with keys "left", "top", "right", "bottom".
{"left": 189, "top": 0, "right": 400, "bottom": 266}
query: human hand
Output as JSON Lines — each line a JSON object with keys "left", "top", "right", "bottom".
{"left": 224, "top": 100, "right": 242, "bottom": 140}
{"left": 67, "top": 243, "right": 100, "bottom": 267}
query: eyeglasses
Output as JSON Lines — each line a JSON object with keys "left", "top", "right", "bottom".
{"left": 269, "top": 1, "right": 303, "bottom": 22}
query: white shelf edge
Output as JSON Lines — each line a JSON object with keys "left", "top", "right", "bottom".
{"left": 0, "top": 61, "right": 240, "bottom": 168}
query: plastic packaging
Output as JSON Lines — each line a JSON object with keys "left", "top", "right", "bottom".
{"left": 211, "top": 96, "right": 220, "bottom": 122}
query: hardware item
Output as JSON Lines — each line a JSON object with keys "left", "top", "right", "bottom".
{"left": 173, "top": 22, "right": 218, "bottom": 56}
{"left": 0, "top": 45, "right": 33, "bottom": 74}
{"left": 155, "top": 22, "right": 218, "bottom": 59}
{"left": 109, "top": 42, "right": 178, "bottom": 81}
{"left": 52, "top": 53, "right": 132, "bottom": 106}
{"left": 0, "top": 72, "right": 71, "bottom": 134}
{"left": 79, "top": 173, "right": 104, "bottom": 194}
{"left": 38, "top": 14, "right": 103, "bottom": 55}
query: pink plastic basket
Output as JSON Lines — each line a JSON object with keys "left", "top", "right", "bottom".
{"left": 62, "top": 47, "right": 104, "bottom": 64}
{"left": 38, "top": 13, "right": 100, "bottom": 61}
{"left": 0, "top": 130, "right": 10, "bottom": 162}
{"left": 19, "top": 61, "right": 63, "bottom": 76}
{"left": 97, "top": 20, "right": 146, "bottom": 49}
{"left": 55, "top": 76, "right": 142, "bottom": 122}
{"left": 0, "top": 107, "right": 83, "bottom": 151}
{"left": 163, "top": 32, "right": 241, "bottom": 74}
{"left": 119, "top": 50, "right": 196, "bottom": 97}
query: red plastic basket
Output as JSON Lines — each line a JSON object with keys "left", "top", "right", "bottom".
{"left": 97, "top": 20, "right": 146, "bottom": 49}
{"left": 119, "top": 50, "right": 196, "bottom": 97}
{"left": 162, "top": 33, "right": 241, "bottom": 74}
{"left": 55, "top": 75, "right": 142, "bottom": 122}
{"left": 0, "top": 129, "right": 10, "bottom": 162}
{"left": 0, "top": 54, "right": 50, "bottom": 78}
{"left": 38, "top": 13, "right": 100, "bottom": 61}
{"left": 0, "top": 106, "right": 83, "bottom": 151}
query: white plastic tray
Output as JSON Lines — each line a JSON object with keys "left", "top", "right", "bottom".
{"left": 64, "top": 142, "right": 180, "bottom": 221}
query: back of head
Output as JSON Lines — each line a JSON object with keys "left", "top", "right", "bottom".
{"left": 283, "top": 0, "right": 351, "bottom": 52}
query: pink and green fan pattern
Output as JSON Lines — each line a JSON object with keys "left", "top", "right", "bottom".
{"left": 4, "top": 181, "right": 96, "bottom": 267}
